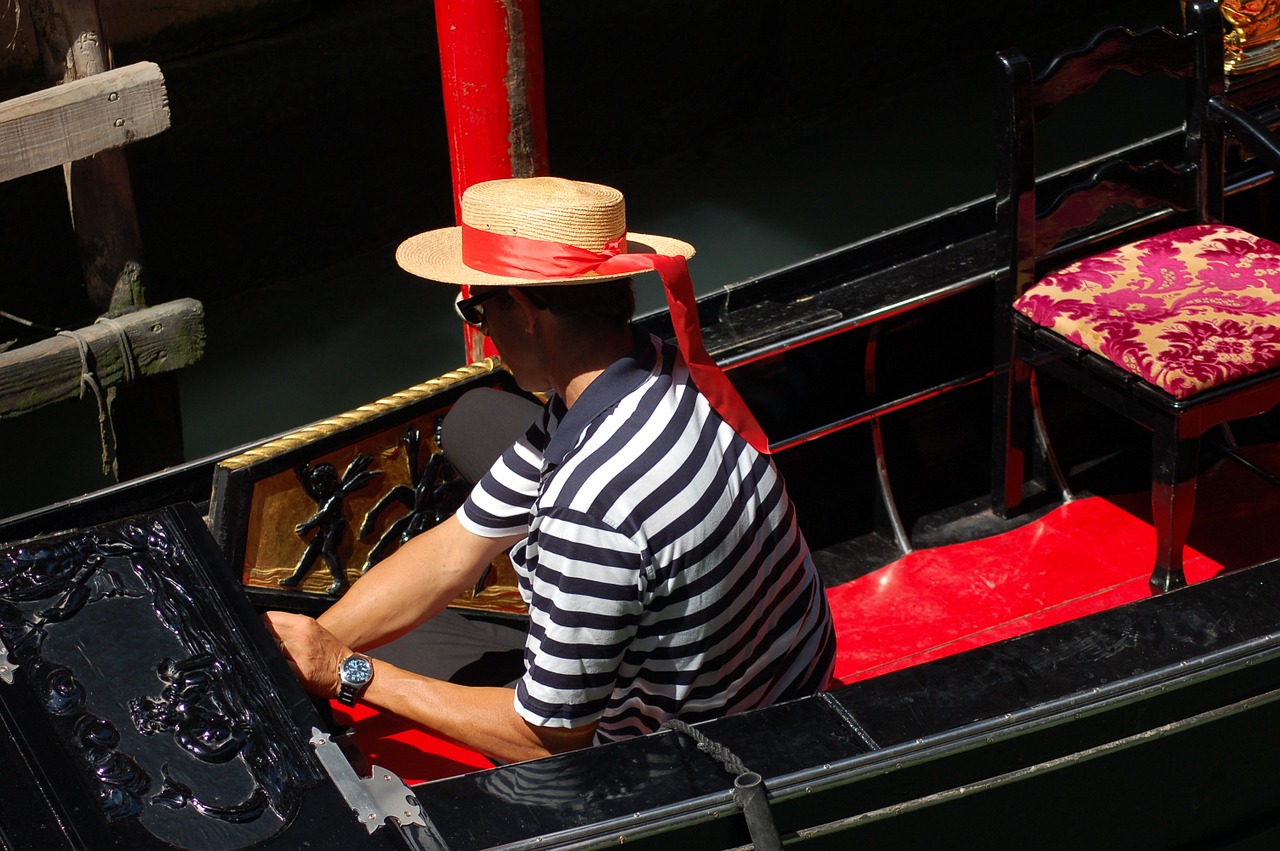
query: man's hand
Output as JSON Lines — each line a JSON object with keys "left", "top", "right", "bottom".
{"left": 263, "top": 608, "right": 597, "bottom": 763}
{"left": 259, "top": 515, "right": 597, "bottom": 763}
{"left": 263, "top": 610, "right": 348, "bottom": 699}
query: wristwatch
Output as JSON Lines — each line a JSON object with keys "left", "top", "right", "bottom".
{"left": 337, "top": 653, "right": 374, "bottom": 706}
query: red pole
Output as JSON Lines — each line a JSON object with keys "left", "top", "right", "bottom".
{"left": 435, "top": 0, "right": 550, "bottom": 361}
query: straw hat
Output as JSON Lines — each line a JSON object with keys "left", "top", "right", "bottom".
{"left": 395, "top": 177, "right": 695, "bottom": 287}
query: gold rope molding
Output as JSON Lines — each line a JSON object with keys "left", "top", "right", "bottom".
{"left": 217, "top": 358, "right": 505, "bottom": 470}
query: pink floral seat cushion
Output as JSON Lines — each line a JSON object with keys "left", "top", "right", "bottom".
{"left": 1013, "top": 223, "right": 1280, "bottom": 399}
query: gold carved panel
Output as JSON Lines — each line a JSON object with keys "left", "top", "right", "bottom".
{"left": 208, "top": 359, "right": 528, "bottom": 617}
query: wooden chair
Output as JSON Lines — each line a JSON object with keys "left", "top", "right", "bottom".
{"left": 991, "top": 0, "right": 1280, "bottom": 593}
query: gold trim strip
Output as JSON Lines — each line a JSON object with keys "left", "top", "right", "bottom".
{"left": 218, "top": 358, "right": 504, "bottom": 471}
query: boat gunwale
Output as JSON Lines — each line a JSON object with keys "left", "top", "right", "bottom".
{"left": 412, "top": 558, "right": 1280, "bottom": 849}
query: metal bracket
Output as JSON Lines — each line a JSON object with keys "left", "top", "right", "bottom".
{"left": 0, "top": 638, "right": 15, "bottom": 685}
{"left": 309, "top": 727, "right": 429, "bottom": 835}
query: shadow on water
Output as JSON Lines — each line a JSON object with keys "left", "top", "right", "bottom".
{"left": 0, "top": 0, "right": 1177, "bottom": 519}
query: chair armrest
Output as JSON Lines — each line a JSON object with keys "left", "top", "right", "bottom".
{"left": 1208, "top": 95, "right": 1280, "bottom": 173}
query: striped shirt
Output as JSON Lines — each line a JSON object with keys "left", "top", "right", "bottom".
{"left": 458, "top": 333, "right": 836, "bottom": 742}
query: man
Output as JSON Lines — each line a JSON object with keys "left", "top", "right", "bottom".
{"left": 266, "top": 177, "right": 835, "bottom": 764}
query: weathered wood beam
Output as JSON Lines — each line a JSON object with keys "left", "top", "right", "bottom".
{"left": 0, "top": 299, "right": 204, "bottom": 418}
{"left": 0, "top": 62, "right": 169, "bottom": 185}
{"left": 28, "top": 1, "right": 186, "bottom": 479}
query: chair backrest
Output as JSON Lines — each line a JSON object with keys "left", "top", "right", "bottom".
{"left": 994, "top": 0, "right": 1227, "bottom": 306}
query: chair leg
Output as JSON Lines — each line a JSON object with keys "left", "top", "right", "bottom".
{"left": 992, "top": 357, "right": 1034, "bottom": 518}
{"left": 871, "top": 415, "right": 913, "bottom": 555}
{"left": 1149, "top": 424, "right": 1198, "bottom": 594}
{"left": 1030, "top": 370, "right": 1072, "bottom": 504}
{"left": 866, "top": 323, "right": 912, "bottom": 554}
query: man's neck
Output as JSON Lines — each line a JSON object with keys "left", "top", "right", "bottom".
{"left": 557, "top": 326, "right": 636, "bottom": 408}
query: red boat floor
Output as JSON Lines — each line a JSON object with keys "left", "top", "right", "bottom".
{"left": 334, "top": 447, "right": 1280, "bottom": 784}
{"left": 831, "top": 446, "right": 1280, "bottom": 685}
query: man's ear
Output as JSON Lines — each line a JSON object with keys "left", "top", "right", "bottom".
{"left": 507, "top": 288, "right": 543, "bottom": 333}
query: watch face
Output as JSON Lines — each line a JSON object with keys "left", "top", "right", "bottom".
{"left": 341, "top": 655, "right": 373, "bottom": 686}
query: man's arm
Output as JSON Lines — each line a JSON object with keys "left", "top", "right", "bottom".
{"left": 263, "top": 513, "right": 599, "bottom": 762}
{"left": 370, "top": 663, "right": 599, "bottom": 761}
{"left": 264, "top": 608, "right": 597, "bottom": 762}
{"left": 316, "top": 512, "right": 519, "bottom": 650}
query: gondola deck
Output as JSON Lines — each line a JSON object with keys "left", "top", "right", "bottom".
{"left": 7, "top": 3, "right": 1280, "bottom": 844}
{"left": 830, "top": 449, "right": 1280, "bottom": 684}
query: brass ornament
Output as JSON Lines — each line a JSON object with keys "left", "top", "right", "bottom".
{"left": 1222, "top": 0, "right": 1280, "bottom": 74}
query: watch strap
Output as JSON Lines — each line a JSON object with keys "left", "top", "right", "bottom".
{"left": 337, "top": 681, "right": 362, "bottom": 707}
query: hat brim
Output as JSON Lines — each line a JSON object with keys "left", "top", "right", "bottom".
{"left": 395, "top": 226, "right": 696, "bottom": 287}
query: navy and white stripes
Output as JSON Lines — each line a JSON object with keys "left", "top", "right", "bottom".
{"left": 459, "top": 333, "right": 835, "bottom": 742}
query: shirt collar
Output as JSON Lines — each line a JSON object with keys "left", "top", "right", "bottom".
{"left": 543, "top": 331, "right": 658, "bottom": 468}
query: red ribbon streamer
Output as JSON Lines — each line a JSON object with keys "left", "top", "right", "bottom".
{"left": 462, "top": 225, "right": 771, "bottom": 454}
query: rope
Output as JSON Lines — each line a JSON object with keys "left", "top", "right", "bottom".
{"left": 662, "top": 719, "right": 749, "bottom": 775}
{"left": 95, "top": 315, "right": 140, "bottom": 383}
{"left": 54, "top": 316, "right": 139, "bottom": 477}
{"left": 661, "top": 720, "right": 783, "bottom": 851}
{"left": 57, "top": 328, "right": 117, "bottom": 476}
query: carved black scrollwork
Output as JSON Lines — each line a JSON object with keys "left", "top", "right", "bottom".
{"left": 152, "top": 763, "right": 271, "bottom": 825}
{"left": 0, "top": 514, "right": 316, "bottom": 849}
{"left": 130, "top": 655, "right": 252, "bottom": 764}
{"left": 76, "top": 715, "right": 153, "bottom": 821}
{"left": 0, "top": 531, "right": 153, "bottom": 819}
{"left": 359, "top": 426, "right": 469, "bottom": 572}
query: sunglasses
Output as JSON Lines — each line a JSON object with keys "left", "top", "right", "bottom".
{"left": 454, "top": 288, "right": 506, "bottom": 327}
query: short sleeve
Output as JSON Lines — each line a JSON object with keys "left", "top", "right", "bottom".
{"left": 457, "top": 408, "right": 551, "bottom": 538}
{"left": 513, "top": 506, "right": 646, "bottom": 728}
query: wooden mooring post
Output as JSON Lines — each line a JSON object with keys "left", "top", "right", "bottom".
{"left": 2, "top": 0, "right": 200, "bottom": 481}
{"left": 435, "top": 0, "right": 549, "bottom": 363}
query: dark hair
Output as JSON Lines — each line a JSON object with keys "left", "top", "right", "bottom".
{"left": 522, "top": 277, "right": 636, "bottom": 331}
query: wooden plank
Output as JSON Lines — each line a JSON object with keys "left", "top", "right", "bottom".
{"left": 27, "top": 4, "right": 185, "bottom": 479}
{"left": 0, "top": 62, "right": 169, "bottom": 184}
{"left": 0, "top": 298, "right": 204, "bottom": 418}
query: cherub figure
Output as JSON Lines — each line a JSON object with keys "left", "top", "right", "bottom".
{"left": 130, "top": 655, "right": 250, "bottom": 764}
{"left": 359, "top": 426, "right": 468, "bottom": 572}
{"left": 279, "top": 455, "right": 380, "bottom": 595}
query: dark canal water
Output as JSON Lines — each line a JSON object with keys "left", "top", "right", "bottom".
{"left": 0, "top": 0, "right": 1176, "bottom": 519}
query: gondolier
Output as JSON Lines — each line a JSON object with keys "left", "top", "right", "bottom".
{"left": 266, "top": 177, "right": 835, "bottom": 763}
